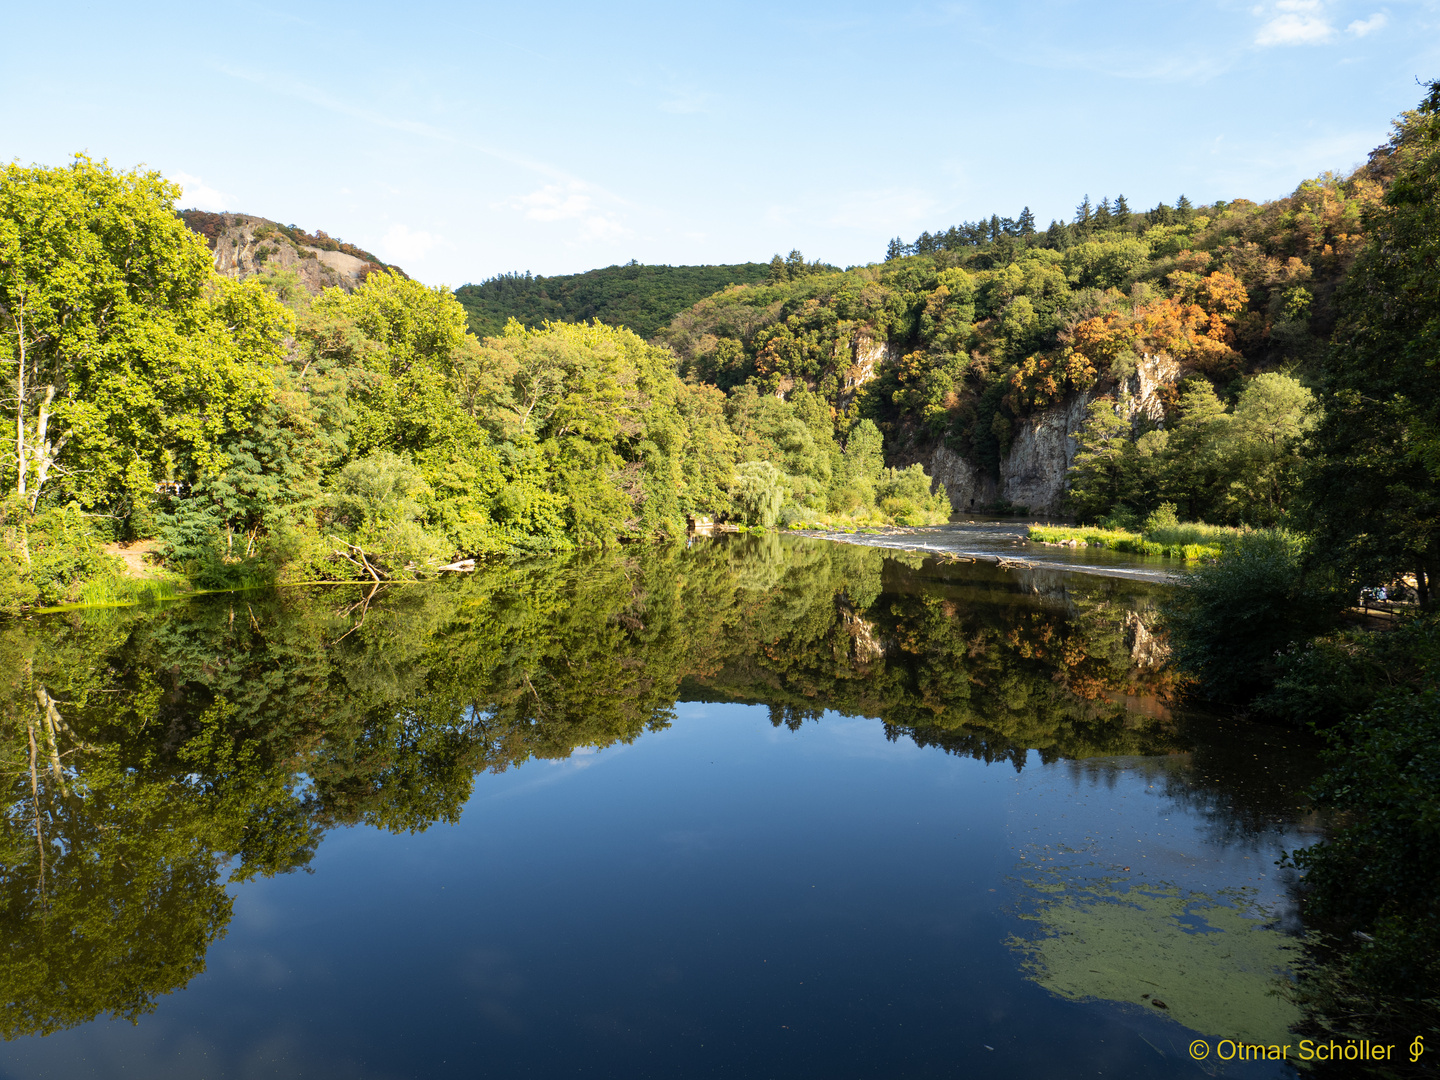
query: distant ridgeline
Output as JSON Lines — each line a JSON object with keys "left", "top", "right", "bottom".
{"left": 884, "top": 195, "right": 1190, "bottom": 260}
{"left": 455, "top": 260, "right": 774, "bottom": 339}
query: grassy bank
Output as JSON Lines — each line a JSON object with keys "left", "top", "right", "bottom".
{"left": 1028, "top": 522, "right": 1241, "bottom": 560}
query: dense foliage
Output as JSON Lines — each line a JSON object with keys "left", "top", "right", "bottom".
{"left": 1299, "top": 82, "right": 1440, "bottom": 605}
{"left": 1154, "top": 83, "right": 1440, "bottom": 1048}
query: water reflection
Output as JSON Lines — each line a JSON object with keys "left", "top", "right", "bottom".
{"left": 0, "top": 534, "right": 1312, "bottom": 1049}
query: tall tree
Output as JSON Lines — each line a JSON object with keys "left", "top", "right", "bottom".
{"left": 0, "top": 156, "right": 288, "bottom": 522}
{"left": 1300, "top": 81, "right": 1440, "bottom": 603}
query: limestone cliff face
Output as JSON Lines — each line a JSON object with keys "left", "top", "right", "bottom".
{"left": 928, "top": 445, "right": 997, "bottom": 512}
{"left": 926, "top": 351, "right": 1184, "bottom": 517}
{"left": 997, "top": 393, "right": 1092, "bottom": 516}
{"left": 835, "top": 333, "right": 888, "bottom": 415}
{"left": 1120, "top": 352, "right": 1180, "bottom": 427}
{"left": 180, "top": 211, "right": 400, "bottom": 295}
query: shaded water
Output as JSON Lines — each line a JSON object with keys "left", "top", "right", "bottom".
{"left": 0, "top": 535, "right": 1322, "bottom": 1078}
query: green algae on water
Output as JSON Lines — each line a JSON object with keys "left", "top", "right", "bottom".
{"left": 1010, "top": 879, "right": 1302, "bottom": 1048}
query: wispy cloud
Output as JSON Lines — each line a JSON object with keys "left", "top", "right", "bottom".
{"left": 510, "top": 182, "right": 595, "bottom": 222}
{"left": 659, "top": 88, "right": 715, "bottom": 115}
{"left": 170, "top": 171, "right": 233, "bottom": 211}
{"left": 1346, "top": 12, "right": 1388, "bottom": 35}
{"left": 1255, "top": 0, "right": 1335, "bottom": 45}
{"left": 216, "top": 64, "right": 578, "bottom": 184}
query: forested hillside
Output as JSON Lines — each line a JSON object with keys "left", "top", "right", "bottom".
{"left": 656, "top": 158, "right": 1385, "bottom": 521}
{"left": 455, "top": 260, "right": 773, "bottom": 339}
{"left": 2, "top": 88, "right": 1438, "bottom": 613}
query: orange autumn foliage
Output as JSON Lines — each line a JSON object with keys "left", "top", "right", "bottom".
{"left": 1007, "top": 349, "right": 1097, "bottom": 411}
{"left": 1067, "top": 270, "right": 1249, "bottom": 379}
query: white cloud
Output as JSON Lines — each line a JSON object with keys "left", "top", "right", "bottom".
{"left": 578, "top": 215, "right": 628, "bottom": 241}
{"left": 1347, "top": 12, "right": 1388, "bottom": 35}
{"left": 1253, "top": 0, "right": 1337, "bottom": 44}
{"left": 170, "top": 172, "right": 233, "bottom": 211}
{"left": 1256, "top": 10, "right": 1334, "bottom": 44}
{"left": 502, "top": 182, "right": 628, "bottom": 242}
{"left": 379, "top": 223, "right": 440, "bottom": 263}
{"left": 509, "top": 181, "right": 595, "bottom": 222}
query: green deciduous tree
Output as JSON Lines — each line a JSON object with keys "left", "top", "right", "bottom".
{"left": 0, "top": 157, "right": 290, "bottom": 523}
{"left": 1301, "top": 81, "right": 1440, "bottom": 603}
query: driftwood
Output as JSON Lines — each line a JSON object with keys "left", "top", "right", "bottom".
{"left": 437, "top": 558, "right": 476, "bottom": 573}
{"left": 331, "top": 539, "right": 386, "bottom": 583}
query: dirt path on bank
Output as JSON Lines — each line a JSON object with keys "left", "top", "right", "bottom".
{"left": 102, "top": 540, "right": 161, "bottom": 579}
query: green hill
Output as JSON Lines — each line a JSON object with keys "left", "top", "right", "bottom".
{"left": 455, "top": 261, "right": 772, "bottom": 340}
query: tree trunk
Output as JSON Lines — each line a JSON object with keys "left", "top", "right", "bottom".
{"left": 26, "top": 385, "right": 71, "bottom": 513}
{"left": 13, "top": 306, "right": 26, "bottom": 501}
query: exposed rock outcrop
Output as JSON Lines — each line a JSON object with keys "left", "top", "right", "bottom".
{"left": 180, "top": 211, "right": 402, "bottom": 295}
{"left": 929, "top": 445, "right": 997, "bottom": 511}
{"left": 998, "top": 393, "right": 1092, "bottom": 516}
{"left": 835, "top": 333, "right": 888, "bottom": 415}
{"left": 1119, "top": 352, "right": 1180, "bottom": 427}
{"left": 925, "top": 351, "right": 1186, "bottom": 517}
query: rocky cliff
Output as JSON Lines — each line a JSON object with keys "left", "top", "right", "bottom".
{"left": 925, "top": 352, "right": 1185, "bottom": 518}
{"left": 180, "top": 211, "right": 403, "bottom": 294}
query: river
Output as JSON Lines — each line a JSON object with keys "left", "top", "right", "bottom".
{"left": 0, "top": 534, "right": 1322, "bottom": 1078}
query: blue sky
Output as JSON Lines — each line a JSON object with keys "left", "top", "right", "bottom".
{"left": 5, "top": 1, "right": 1437, "bottom": 286}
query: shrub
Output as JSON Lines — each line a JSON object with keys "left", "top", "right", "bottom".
{"left": 1292, "top": 689, "right": 1440, "bottom": 1001}
{"left": 1099, "top": 506, "right": 1141, "bottom": 531}
{"left": 1143, "top": 501, "right": 1180, "bottom": 532}
{"left": 1260, "top": 612, "right": 1440, "bottom": 728}
{"left": 1162, "top": 530, "right": 1342, "bottom": 704}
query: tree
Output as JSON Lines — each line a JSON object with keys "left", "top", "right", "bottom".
{"left": 0, "top": 157, "right": 290, "bottom": 523}
{"left": 730, "top": 460, "right": 785, "bottom": 526}
{"left": 1162, "top": 379, "right": 1231, "bottom": 522}
{"left": 1112, "top": 195, "right": 1131, "bottom": 227}
{"left": 1300, "top": 81, "right": 1440, "bottom": 603}
{"left": 1221, "top": 373, "right": 1314, "bottom": 524}
{"left": 1066, "top": 397, "right": 1133, "bottom": 521}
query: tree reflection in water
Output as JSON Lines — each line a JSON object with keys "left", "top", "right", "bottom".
{"left": 0, "top": 534, "right": 1292, "bottom": 1040}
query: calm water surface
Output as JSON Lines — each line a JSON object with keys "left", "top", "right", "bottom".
{"left": 0, "top": 536, "right": 1322, "bottom": 1078}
